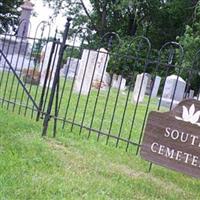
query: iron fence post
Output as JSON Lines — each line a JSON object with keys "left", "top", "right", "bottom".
{"left": 36, "top": 31, "right": 57, "bottom": 121}
{"left": 42, "top": 17, "right": 72, "bottom": 137}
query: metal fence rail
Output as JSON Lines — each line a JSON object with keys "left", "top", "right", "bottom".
{"left": 0, "top": 18, "right": 200, "bottom": 156}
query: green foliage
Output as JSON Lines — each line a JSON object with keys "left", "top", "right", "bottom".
{"left": 32, "top": 39, "right": 46, "bottom": 67}
{"left": 44, "top": 0, "right": 199, "bottom": 91}
{"left": 44, "top": 0, "right": 197, "bottom": 60}
{"left": 44, "top": 0, "right": 196, "bottom": 45}
{"left": 108, "top": 36, "right": 151, "bottom": 78}
{"left": 147, "top": 0, "right": 195, "bottom": 49}
{"left": 0, "top": 0, "right": 23, "bottom": 33}
{"left": 178, "top": 1, "right": 200, "bottom": 92}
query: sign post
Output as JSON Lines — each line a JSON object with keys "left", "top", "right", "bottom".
{"left": 140, "top": 99, "right": 200, "bottom": 178}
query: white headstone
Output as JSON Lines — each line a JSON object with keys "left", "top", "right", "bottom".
{"left": 132, "top": 73, "right": 148, "bottom": 103}
{"left": 151, "top": 76, "right": 161, "bottom": 97}
{"left": 111, "top": 74, "right": 126, "bottom": 90}
{"left": 111, "top": 74, "right": 118, "bottom": 88}
{"left": 160, "top": 75, "right": 186, "bottom": 108}
{"left": 93, "top": 72, "right": 111, "bottom": 90}
{"left": 145, "top": 73, "right": 152, "bottom": 95}
{"left": 95, "top": 48, "right": 109, "bottom": 76}
{"left": 120, "top": 77, "right": 126, "bottom": 91}
{"left": 74, "top": 48, "right": 109, "bottom": 95}
{"left": 39, "top": 42, "right": 60, "bottom": 88}
{"left": 104, "top": 72, "right": 111, "bottom": 85}
{"left": 189, "top": 90, "right": 194, "bottom": 99}
{"left": 61, "top": 57, "right": 80, "bottom": 78}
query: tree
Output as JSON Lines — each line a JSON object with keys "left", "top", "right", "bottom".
{"left": 144, "top": 0, "right": 198, "bottom": 48}
{"left": 0, "top": 0, "right": 23, "bottom": 33}
{"left": 44, "top": 0, "right": 199, "bottom": 82}
{"left": 44, "top": 0, "right": 197, "bottom": 44}
{"left": 178, "top": 1, "right": 200, "bottom": 93}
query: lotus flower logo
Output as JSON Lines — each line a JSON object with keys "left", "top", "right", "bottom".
{"left": 175, "top": 104, "right": 200, "bottom": 126}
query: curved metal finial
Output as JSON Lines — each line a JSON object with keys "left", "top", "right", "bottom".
{"left": 71, "top": 27, "right": 92, "bottom": 47}
{"left": 34, "top": 21, "right": 51, "bottom": 39}
{"left": 67, "top": 17, "right": 73, "bottom": 22}
{"left": 127, "top": 36, "right": 151, "bottom": 59}
{"left": 101, "top": 32, "right": 121, "bottom": 50}
{"left": 158, "top": 41, "right": 184, "bottom": 65}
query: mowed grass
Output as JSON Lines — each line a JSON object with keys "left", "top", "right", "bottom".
{"left": 0, "top": 71, "right": 165, "bottom": 150}
{"left": 0, "top": 108, "right": 200, "bottom": 200}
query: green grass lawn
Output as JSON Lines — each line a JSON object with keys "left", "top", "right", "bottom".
{"left": 0, "top": 71, "right": 166, "bottom": 152}
{"left": 0, "top": 108, "right": 200, "bottom": 200}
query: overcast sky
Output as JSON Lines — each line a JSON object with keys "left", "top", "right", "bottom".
{"left": 30, "top": 0, "right": 91, "bottom": 37}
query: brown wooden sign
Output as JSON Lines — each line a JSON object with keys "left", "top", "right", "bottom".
{"left": 140, "top": 99, "right": 200, "bottom": 178}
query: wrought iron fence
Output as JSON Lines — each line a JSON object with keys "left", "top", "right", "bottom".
{"left": 0, "top": 18, "right": 200, "bottom": 156}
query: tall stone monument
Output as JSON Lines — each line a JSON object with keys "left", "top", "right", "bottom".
{"left": 17, "top": 0, "right": 34, "bottom": 38}
{"left": 0, "top": 0, "right": 34, "bottom": 71}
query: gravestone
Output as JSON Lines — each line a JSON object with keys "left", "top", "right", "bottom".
{"left": 74, "top": 48, "right": 109, "bottom": 95}
{"left": 132, "top": 73, "right": 148, "bottom": 103}
{"left": 60, "top": 58, "right": 80, "bottom": 79}
{"left": 17, "top": 0, "right": 34, "bottom": 38}
{"left": 111, "top": 74, "right": 118, "bottom": 88}
{"left": 0, "top": 0, "right": 34, "bottom": 71}
{"left": 160, "top": 75, "right": 186, "bottom": 108}
{"left": 92, "top": 48, "right": 110, "bottom": 90}
{"left": 111, "top": 74, "right": 126, "bottom": 91}
{"left": 151, "top": 76, "right": 161, "bottom": 98}
{"left": 104, "top": 72, "right": 111, "bottom": 86}
{"left": 39, "top": 42, "right": 60, "bottom": 88}
{"left": 120, "top": 77, "right": 126, "bottom": 91}
{"left": 145, "top": 73, "right": 152, "bottom": 95}
{"left": 189, "top": 90, "right": 194, "bottom": 99}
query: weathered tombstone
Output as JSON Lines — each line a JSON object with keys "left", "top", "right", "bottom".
{"left": 104, "top": 72, "right": 111, "bottom": 86}
{"left": 74, "top": 48, "right": 109, "bottom": 95}
{"left": 160, "top": 75, "right": 186, "bottom": 108}
{"left": 145, "top": 73, "right": 152, "bottom": 95}
{"left": 132, "top": 73, "right": 148, "bottom": 103}
{"left": 0, "top": 0, "right": 34, "bottom": 71}
{"left": 189, "top": 90, "right": 195, "bottom": 99}
{"left": 93, "top": 72, "right": 111, "bottom": 90}
{"left": 120, "top": 77, "right": 126, "bottom": 91}
{"left": 111, "top": 74, "right": 118, "bottom": 88}
{"left": 17, "top": 0, "right": 34, "bottom": 38}
{"left": 74, "top": 49, "right": 96, "bottom": 95}
{"left": 151, "top": 76, "right": 161, "bottom": 98}
{"left": 92, "top": 48, "right": 110, "bottom": 90}
{"left": 95, "top": 48, "right": 109, "bottom": 77}
{"left": 141, "top": 99, "right": 200, "bottom": 179}
{"left": 111, "top": 74, "right": 126, "bottom": 91}
{"left": 39, "top": 42, "right": 60, "bottom": 88}
{"left": 61, "top": 58, "right": 80, "bottom": 79}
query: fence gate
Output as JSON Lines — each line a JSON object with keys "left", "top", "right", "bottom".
{"left": 0, "top": 19, "right": 68, "bottom": 126}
